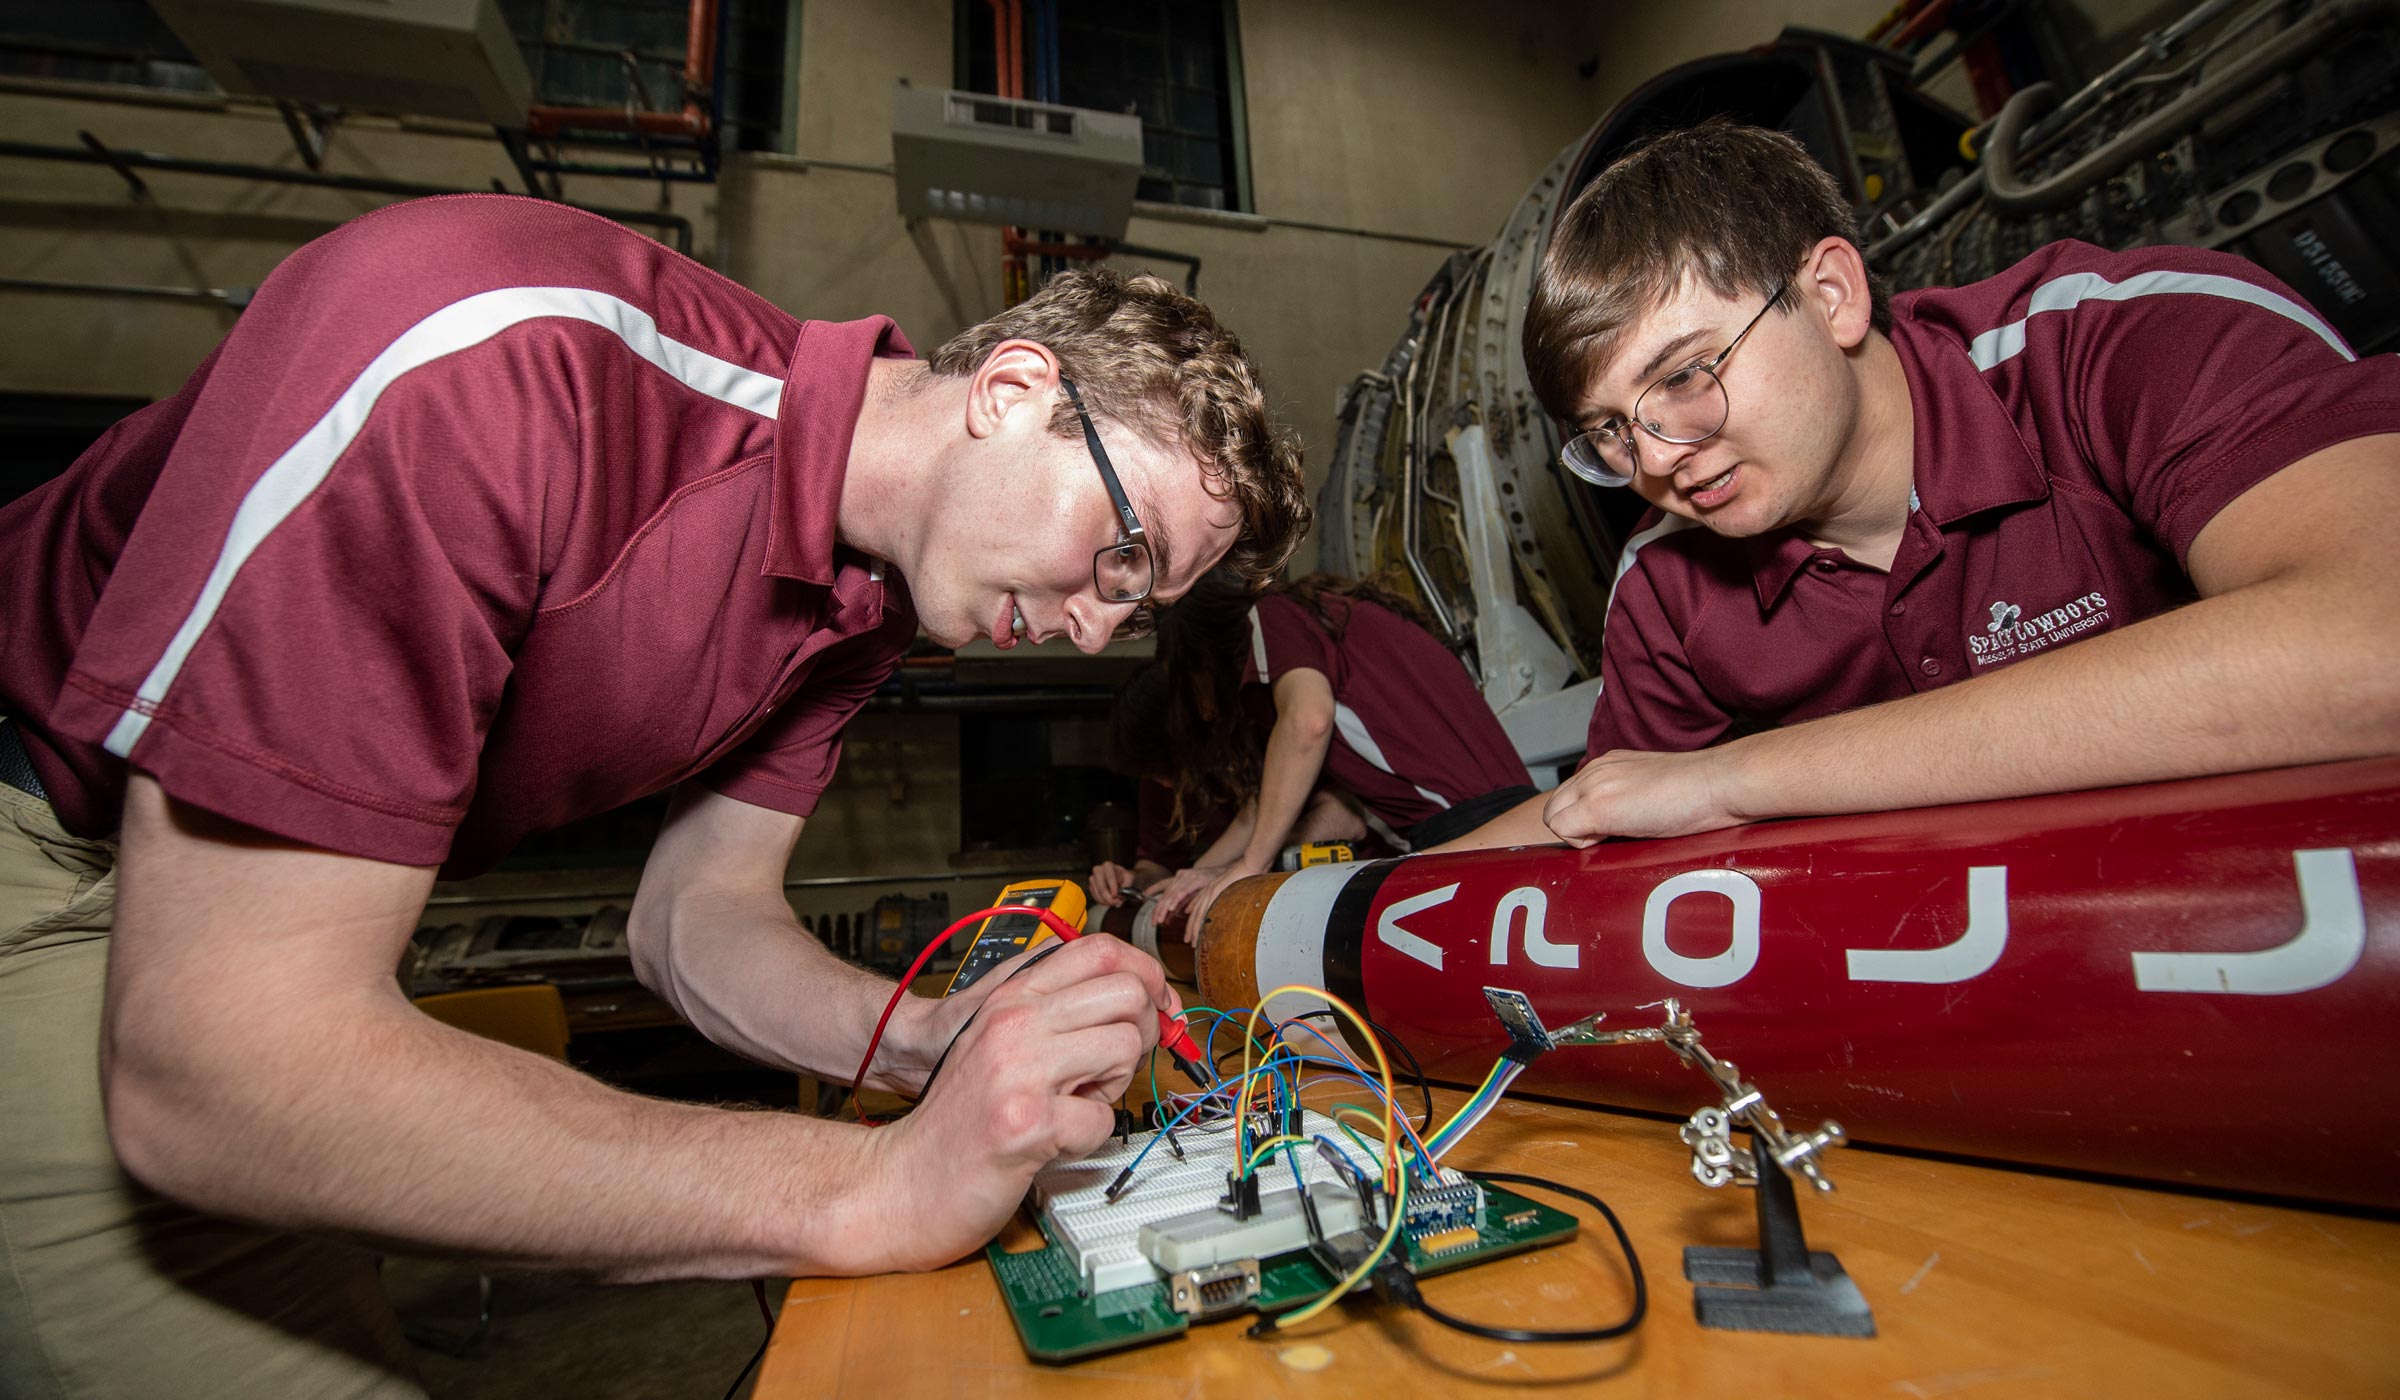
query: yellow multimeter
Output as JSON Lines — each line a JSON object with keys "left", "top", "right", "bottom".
{"left": 941, "top": 878, "right": 1088, "bottom": 997}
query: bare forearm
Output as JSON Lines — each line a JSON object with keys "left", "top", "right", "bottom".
{"left": 1424, "top": 791, "right": 1557, "bottom": 853}
{"left": 1242, "top": 720, "right": 1333, "bottom": 870}
{"left": 1190, "top": 804, "right": 1256, "bottom": 870}
{"left": 634, "top": 885, "right": 929, "bottom": 1088}
{"left": 1723, "top": 574, "right": 2400, "bottom": 821}
{"left": 106, "top": 982, "right": 886, "bottom": 1280}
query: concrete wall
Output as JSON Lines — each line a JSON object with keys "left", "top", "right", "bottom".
{"left": 786, "top": 712, "right": 962, "bottom": 880}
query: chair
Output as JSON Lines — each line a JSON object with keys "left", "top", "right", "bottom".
{"left": 411, "top": 984, "right": 571, "bottom": 1061}
{"left": 398, "top": 984, "right": 571, "bottom": 1354}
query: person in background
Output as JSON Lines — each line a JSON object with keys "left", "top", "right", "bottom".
{"left": 1087, "top": 660, "right": 1370, "bottom": 923}
{"left": 1152, "top": 573, "right": 1534, "bottom": 938}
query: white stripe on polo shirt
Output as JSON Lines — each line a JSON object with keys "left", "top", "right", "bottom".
{"left": 1607, "top": 512, "right": 1701, "bottom": 612}
{"left": 1967, "top": 268, "right": 2353, "bottom": 371}
{"left": 1332, "top": 702, "right": 1451, "bottom": 810}
{"left": 102, "top": 286, "right": 786, "bottom": 758}
{"left": 1248, "top": 604, "right": 1451, "bottom": 812}
{"left": 1592, "top": 511, "right": 1703, "bottom": 702}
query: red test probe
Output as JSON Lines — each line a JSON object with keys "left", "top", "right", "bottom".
{"left": 848, "top": 902, "right": 1214, "bottom": 1123}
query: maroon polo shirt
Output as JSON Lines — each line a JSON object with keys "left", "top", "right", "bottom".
{"left": 1587, "top": 240, "right": 2400, "bottom": 760}
{"left": 1243, "top": 594, "right": 1531, "bottom": 838}
{"left": 1, "top": 195, "right": 918, "bottom": 876}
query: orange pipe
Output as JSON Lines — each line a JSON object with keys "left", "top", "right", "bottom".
{"left": 1008, "top": 0, "right": 1024, "bottom": 100}
{"left": 983, "top": 0, "right": 1019, "bottom": 98}
{"left": 991, "top": 0, "right": 1027, "bottom": 305}
{"left": 1866, "top": 0, "right": 1931, "bottom": 43}
{"left": 1889, "top": 0, "right": 1954, "bottom": 50}
{"left": 684, "top": 0, "right": 718, "bottom": 98}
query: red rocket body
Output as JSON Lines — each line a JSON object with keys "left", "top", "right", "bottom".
{"left": 1226, "top": 758, "right": 2400, "bottom": 1208}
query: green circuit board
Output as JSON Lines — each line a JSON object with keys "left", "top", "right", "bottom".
{"left": 987, "top": 1182, "right": 1579, "bottom": 1363}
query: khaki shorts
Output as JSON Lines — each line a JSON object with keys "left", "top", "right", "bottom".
{"left": 0, "top": 782, "right": 424, "bottom": 1400}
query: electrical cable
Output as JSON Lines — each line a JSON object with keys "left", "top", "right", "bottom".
{"left": 1385, "top": 1169, "right": 1647, "bottom": 1344}
{"left": 1231, "top": 986, "right": 1405, "bottom": 1332}
{"left": 1424, "top": 1061, "right": 1503, "bottom": 1157}
{"left": 1234, "top": 989, "right": 1398, "bottom": 1191}
{"left": 845, "top": 901, "right": 1211, "bottom": 1123}
{"left": 716, "top": 1280, "right": 775, "bottom": 1399}
{"left": 1261, "top": 1160, "right": 1407, "bottom": 1334}
{"left": 846, "top": 902, "right": 1083, "bottom": 1121}
{"left": 1152, "top": 1004, "right": 1259, "bottom": 1115}
{"left": 916, "top": 943, "right": 1067, "bottom": 1097}
{"left": 715, "top": 1335, "right": 763, "bottom": 1392}
{"left": 1111, "top": 1070, "right": 1264, "bottom": 1189}
{"left": 1311, "top": 1131, "right": 1375, "bottom": 1182}
{"left": 1279, "top": 1021, "right": 1437, "bottom": 1159}
{"left": 1354, "top": 1009, "right": 1437, "bottom": 1135}
{"left": 1425, "top": 1058, "right": 1526, "bottom": 1161}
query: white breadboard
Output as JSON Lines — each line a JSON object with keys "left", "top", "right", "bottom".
{"left": 1031, "top": 1108, "right": 1368, "bottom": 1295}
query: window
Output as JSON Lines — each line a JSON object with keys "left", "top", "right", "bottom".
{"left": 0, "top": 0, "right": 211, "bottom": 92}
{"left": 1, "top": 0, "right": 791, "bottom": 154}
{"left": 957, "top": 0, "right": 1254, "bottom": 213}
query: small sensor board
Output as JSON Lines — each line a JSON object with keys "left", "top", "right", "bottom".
{"left": 1402, "top": 1173, "right": 1486, "bottom": 1235}
{"left": 1482, "top": 986, "right": 1556, "bottom": 1062}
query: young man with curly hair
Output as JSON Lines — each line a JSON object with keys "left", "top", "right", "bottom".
{"left": 0, "top": 195, "right": 1308, "bottom": 1398}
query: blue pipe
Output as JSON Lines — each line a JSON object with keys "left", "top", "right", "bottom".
{"left": 1047, "top": 0, "right": 1063, "bottom": 103}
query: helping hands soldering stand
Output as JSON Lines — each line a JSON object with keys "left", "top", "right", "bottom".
{"left": 1483, "top": 991, "right": 1876, "bottom": 1339}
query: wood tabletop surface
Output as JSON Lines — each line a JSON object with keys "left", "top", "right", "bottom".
{"left": 758, "top": 1040, "right": 2400, "bottom": 1400}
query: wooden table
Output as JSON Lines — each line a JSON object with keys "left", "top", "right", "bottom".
{"left": 756, "top": 1067, "right": 2400, "bottom": 1398}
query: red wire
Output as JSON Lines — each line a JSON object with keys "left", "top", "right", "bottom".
{"left": 846, "top": 903, "right": 1085, "bottom": 1123}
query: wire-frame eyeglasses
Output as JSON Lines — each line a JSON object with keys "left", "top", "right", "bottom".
{"left": 1061, "top": 377, "right": 1156, "bottom": 641}
{"left": 1559, "top": 277, "right": 1791, "bottom": 488}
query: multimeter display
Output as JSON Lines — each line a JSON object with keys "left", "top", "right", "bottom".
{"left": 943, "top": 880, "right": 1087, "bottom": 997}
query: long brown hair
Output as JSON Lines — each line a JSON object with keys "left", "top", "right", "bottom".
{"left": 1270, "top": 570, "right": 1433, "bottom": 641}
{"left": 1155, "top": 570, "right": 1431, "bottom": 840}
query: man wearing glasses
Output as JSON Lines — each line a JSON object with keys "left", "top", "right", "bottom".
{"left": 1443, "top": 119, "right": 2400, "bottom": 852}
{"left": 0, "top": 195, "right": 1306, "bottom": 1397}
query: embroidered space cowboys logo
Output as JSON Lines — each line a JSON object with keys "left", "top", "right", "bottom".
{"left": 1969, "top": 591, "right": 2112, "bottom": 666}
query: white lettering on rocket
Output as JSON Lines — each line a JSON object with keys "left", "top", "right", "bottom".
{"left": 2131, "top": 849, "right": 2365, "bottom": 994}
{"left": 1387, "top": 848, "right": 2362, "bottom": 998}
{"left": 1489, "top": 886, "right": 1578, "bottom": 969}
{"left": 1845, "top": 867, "right": 2010, "bottom": 983}
{"left": 1640, "top": 870, "right": 1762, "bottom": 988}
{"left": 1378, "top": 882, "right": 1455, "bottom": 971}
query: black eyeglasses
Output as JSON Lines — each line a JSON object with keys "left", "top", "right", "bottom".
{"left": 1560, "top": 277, "right": 1790, "bottom": 488}
{"left": 1061, "top": 377, "right": 1156, "bottom": 642}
